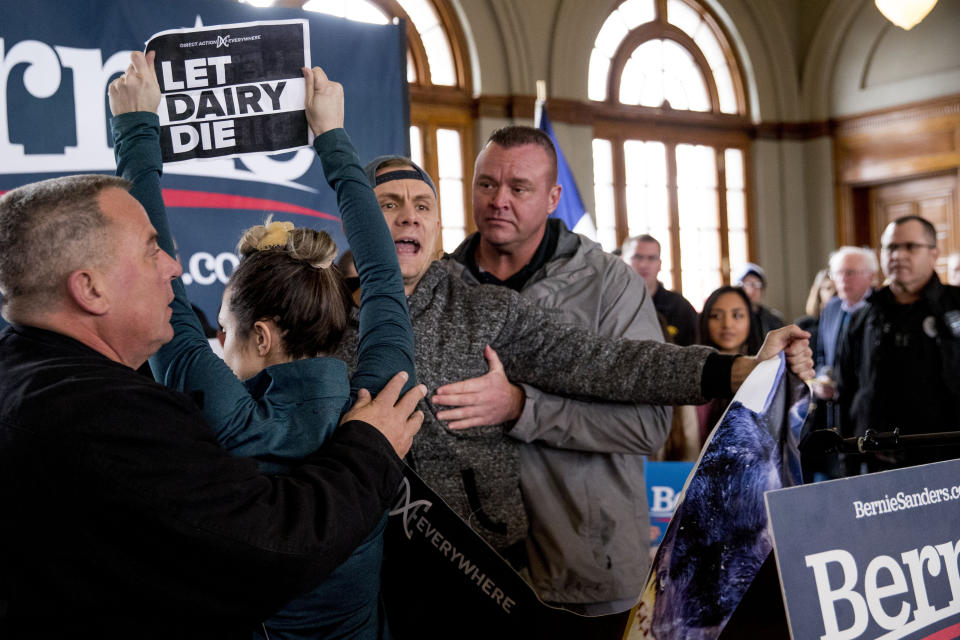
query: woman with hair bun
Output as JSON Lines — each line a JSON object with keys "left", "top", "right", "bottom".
{"left": 110, "top": 56, "right": 416, "bottom": 639}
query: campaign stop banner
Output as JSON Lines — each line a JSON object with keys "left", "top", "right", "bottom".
{"left": 766, "top": 459, "right": 960, "bottom": 640}
{"left": 624, "top": 355, "right": 810, "bottom": 639}
{"left": 383, "top": 465, "right": 633, "bottom": 639}
{"left": 149, "top": 19, "right": 310, "bottom": 162}
{"left": 0, "top": 0, "right": 407, "bottom": 323}
{"left": 646, "top": 461, "right": 695, "bottom": 549}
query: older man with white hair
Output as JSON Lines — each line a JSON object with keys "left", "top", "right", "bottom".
{"left": 804, "top": 247, "right": 878, "bottom": 479}
{"left": 816, "top": 246, "right": 878, "bottom": 392}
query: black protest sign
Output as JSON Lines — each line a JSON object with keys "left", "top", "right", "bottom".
{"left": 383, "top": 466, "right": 630, "bottom": 639}
{"left": 146, "top": 20, "right": 309, "bottom": 162}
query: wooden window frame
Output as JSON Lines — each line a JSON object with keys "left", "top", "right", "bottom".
{"left": 591, "top": 0, "right": 754, "bottom": 291}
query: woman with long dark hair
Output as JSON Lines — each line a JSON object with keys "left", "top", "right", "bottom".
{"left": 695, "top": 286, "right": 759, "bottom": 442}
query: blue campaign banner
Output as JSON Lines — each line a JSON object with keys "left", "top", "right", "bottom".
{"left": 766, "top": 459, "right": 960, "bottom": 640}
{"left": 645, "top": 461, "right": 694, "bottom": 547}
{"left": 0, "top": 0, "right": 407, "bottom": 322}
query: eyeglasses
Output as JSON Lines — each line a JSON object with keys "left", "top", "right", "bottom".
{"left": 881, "top": 242, "right": 935, "bottom": 253}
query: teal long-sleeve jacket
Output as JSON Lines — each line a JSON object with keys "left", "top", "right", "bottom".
{"left": 111, "top": 112, "right": 415, "bottom": 639}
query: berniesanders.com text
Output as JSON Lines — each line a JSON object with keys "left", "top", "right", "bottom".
{"left": 853, "top": 484, "right": 960, "bottom": 519}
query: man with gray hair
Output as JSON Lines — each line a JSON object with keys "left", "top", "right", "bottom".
{"left": 813, "top": 246, "right": 879, "bottom": 397}
{"left": 0, "top": 170, "right": 424, "bottom": 634}
{"left": 805, "top": 246, "right": 878, "bottom": 479}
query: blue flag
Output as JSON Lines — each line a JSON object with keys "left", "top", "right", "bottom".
{"left": 535, "top": 103, "right": 592, "bottom": 235}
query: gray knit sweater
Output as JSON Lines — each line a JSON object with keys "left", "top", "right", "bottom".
{"left": 335, "top": 261, "right": 712, "bottom": 552}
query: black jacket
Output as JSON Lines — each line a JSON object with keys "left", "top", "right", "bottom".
{"left": 837, "top": 275, "right": 960, "bottom": 470}
{"left": 0, "top": 325, "right": 402, "bottom": 639}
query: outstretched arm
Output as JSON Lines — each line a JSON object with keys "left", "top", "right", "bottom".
{"left": 433, "top": 306, "right": 814, "bottom": 441}
{"left": 109, "top": 52, "right": 295, "bottom": 455}
{"left": 303, "top": 66, "right": 416, "bottom": 403}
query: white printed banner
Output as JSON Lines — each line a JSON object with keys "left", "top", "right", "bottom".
{"left": 146, "top": 19, "right": 310, "bottom": 162}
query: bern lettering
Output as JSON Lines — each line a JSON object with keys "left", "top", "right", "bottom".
{"left": 805, "top": 540, "right": 960, "bottom": 640}
{"left": 651, "top": 486, "right": 679, "bottom": 513}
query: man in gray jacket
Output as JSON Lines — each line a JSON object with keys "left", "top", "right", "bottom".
{"left": 350, "top": 137, "right": 812, "bottom": 629}
{"left": 434, "top": 125, "right": 670, "bottom": 619}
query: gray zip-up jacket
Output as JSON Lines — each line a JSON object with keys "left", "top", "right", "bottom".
{"left": 447, "top": 223, "right": 677, "bottom": 606}
{"left": 335, "top": 249, "right": 713, "bottom": 593}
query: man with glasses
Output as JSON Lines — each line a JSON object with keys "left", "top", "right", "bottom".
{"left": 621, "top": 234, "right": 699, "bottom": 346}
{"left": 837, "top": 216, "right": 960, "bottom": 473}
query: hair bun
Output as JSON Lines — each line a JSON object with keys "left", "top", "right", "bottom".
{"left": 236, "top": 216, "right": 337, "bottom": 269}
{"left": 288, "top": 228, "right": 337, "bottom": 269}
{"left": 237, "top": 217, "right": 294, "bottom": 256}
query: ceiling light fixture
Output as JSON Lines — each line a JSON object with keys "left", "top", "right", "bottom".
{"left": 874, "top": 0, "right": 938, "bottom": 30}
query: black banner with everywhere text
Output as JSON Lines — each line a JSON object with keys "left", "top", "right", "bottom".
{"left": 384, "top": 465, "right": 630, "bottom": 639}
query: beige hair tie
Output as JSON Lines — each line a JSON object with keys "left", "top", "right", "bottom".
{"left": 257, "top": 221, "right": 294, "bottom": 250}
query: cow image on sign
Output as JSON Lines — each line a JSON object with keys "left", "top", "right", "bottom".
{"left": 624, "top": 355, "right": 809, "bottom": 640}
{"left": 146, "top": 20, "right": 310, "bottom": 162}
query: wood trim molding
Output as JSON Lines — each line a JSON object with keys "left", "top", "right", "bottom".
{"left": 411, "top": 90, "right": 845, "bottom": 144}
{"left": 754, "top": 121, "right": 832, "bottom": 140}
{"left": 833, "top": 93, "right": 960, "bottom": 135}
{"left": 833, "top": 94, "right": 960, "bottom": 247}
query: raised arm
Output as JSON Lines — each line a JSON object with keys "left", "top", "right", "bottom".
{"left": 109, "top": 51, "right": 272, "bottom": 455}
{"left": 302, "top": 67, "right": 416, "bottom": 403}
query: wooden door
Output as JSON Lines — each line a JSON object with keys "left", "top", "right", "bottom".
{"left": 867, "top": 172, "right": 959, "bottom": 282}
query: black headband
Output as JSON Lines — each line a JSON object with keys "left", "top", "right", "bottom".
{"left": 375, "top": 170, "right": 428, "bottom": 187}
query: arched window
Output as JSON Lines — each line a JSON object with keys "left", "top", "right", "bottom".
{"left": 589, "top": 0, "right": 751, "bottom": 310}
{"left": 240, "top": 0, "right": 475, "bottom": 251}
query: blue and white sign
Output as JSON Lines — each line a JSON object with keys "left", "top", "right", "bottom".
{"left": 767, "top": 459, "right": 960, "bottom": 640}
{"left": 645, "top": 461, "right": 694, "bottom": 547}
{"left": 0, "top": 0, "right": 407, "bottom": 322}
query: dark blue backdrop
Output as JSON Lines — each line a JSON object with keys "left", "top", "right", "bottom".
{"left": 0, "top": 0, "right": 408, "bottom": 323}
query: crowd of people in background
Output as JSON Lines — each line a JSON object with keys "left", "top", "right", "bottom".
{"left": 619, "top": 221, "right": 960, "bottom": 479}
